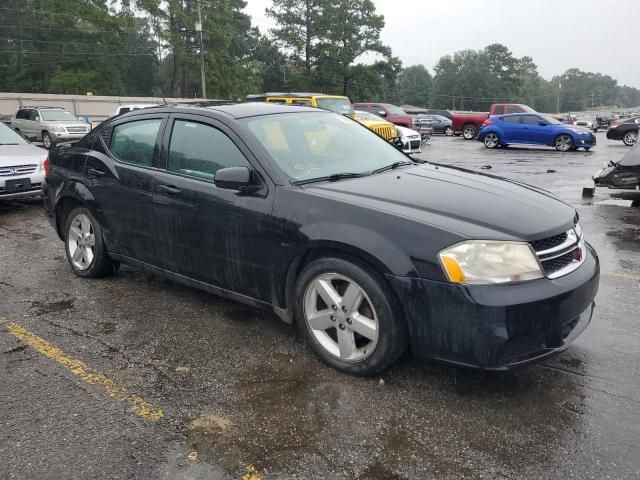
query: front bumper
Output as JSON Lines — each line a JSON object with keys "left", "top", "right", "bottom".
{"left": 387, "top": 243, "right": 599, "bottom": 370}
{"left": 0, "top": 173, "right": 44, "bottom": 200}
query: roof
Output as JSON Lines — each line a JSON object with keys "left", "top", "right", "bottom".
{"left": 245, "top": 92, "right": 347, "bottom": 100}
{"left": 158, "top": 102, "right": 322, "bottom": 119}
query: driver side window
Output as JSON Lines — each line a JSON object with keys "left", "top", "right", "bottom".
{"left": 168, "top": 120, "right": 250, "bottom": 181}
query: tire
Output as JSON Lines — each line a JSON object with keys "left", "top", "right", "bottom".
{"left": 483, "top": 132, "right": 500, "bottom": 149}
{"left": 64, "top": 207, "right": 119, "bottom": 278}
{"left": 623, "top": 131, "right": 638, "bottom": 146}
{"left": 554, "top": 134, "right": 574, "bottom": 152}
{"left": 444, "top": 126, "right": 454, "bottom": 136}
{"left": 462, "top": 124, "right": 478, "bottom": 140}
{"left": 42, "top": 131, "right": 54, "bottom": 149}
{"left": 295, "top": 257, "right": 408, "bottom": 376}
{"left": 584, "top": 147, "right": 591, "bottom": 152}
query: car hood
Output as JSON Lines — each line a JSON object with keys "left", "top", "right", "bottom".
{"left": 396, "top": 126, "right": 420, "bottom": 137}
{"left": 303, "top": 164, "right": 576, "bottom": 241}
{"left": 0, "top": 144, "right": 47, "bottom": 166}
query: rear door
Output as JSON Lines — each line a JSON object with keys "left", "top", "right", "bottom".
{"left": 152, "top": 114, "right": 276, "bottom": 301}
{"left": 83, "top": 114, "right": 167, "bottom": 265}
{"left": 498, "top": 115, "right": 522, "bottom": 143}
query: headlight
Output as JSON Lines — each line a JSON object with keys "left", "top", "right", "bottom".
{"left": 439, "top": 241, "right": 543, "bottom": 285}
{"left": 50, "top": 126, "right": 66, "bottom": 133}
{"left": 570, "top": 128, "right": 587, "bottom": 135}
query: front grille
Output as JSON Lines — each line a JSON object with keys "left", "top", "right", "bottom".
{"left": 531, "top": 227, "right": 584, "bottom": 278}
{"left": 540, "top": 251, "right": 574, "bottom": 275}
{"left": 66, "top": 126, "right": 87, "bottom": 134}
{"left": 0, "top": 164, "right": 38, "bottom": 176}
{"left": 531, "top": 232, "right": 568, "bottom": 252}
{"left": 371, "top": 125, "right": 396, "bottom": 140}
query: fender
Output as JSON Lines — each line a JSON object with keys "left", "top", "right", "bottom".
{"left": 53, "top": 179, "right": 109, "bottom": 239}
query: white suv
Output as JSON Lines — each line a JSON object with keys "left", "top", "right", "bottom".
{"left": 12, "top": 107, "right": 91, "bottom": 148}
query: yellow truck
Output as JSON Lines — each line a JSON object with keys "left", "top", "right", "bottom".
{"left": 245, "top": 93, "right": 398, "bottom": 141}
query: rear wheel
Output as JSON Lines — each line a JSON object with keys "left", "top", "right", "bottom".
{"left": 554, "top": 134, "right": 573, "bottom": 151}
{"left": 623, "top": 131, "right": 638, "bottom": 146}
{"left": 444, "top": 126, "right": 454, "bottom": 136}
{"left": 295, "top": 257, "right": 408, "bottom": 376}
{"left": 462, "top": 124, "right": 478, "bottom": 140}
{"left": 65, "top": 207, "right": 119, "bottom": 278}
{"left": 483, "top": 132, "right": 500, "bottom": 149}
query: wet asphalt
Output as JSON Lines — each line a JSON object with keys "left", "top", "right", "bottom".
{"left": 1, "top": 133, "right": 639, "bottom": 480}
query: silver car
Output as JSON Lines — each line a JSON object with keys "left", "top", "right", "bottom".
{"left": 0, "top": 123, "right": 48, "bottom": 200}
{"left": 12, "top": 106, "right": 91, "bottom": 148}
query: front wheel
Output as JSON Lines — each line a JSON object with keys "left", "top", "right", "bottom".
{"left": 554, "top": 134, "right": 574, "bottom": 151}
{"left": 295, "top": 257, "right": 408, "bottom": 376}
{"left": 462, "top": 124, "right": 478, "bottom": 140}
{"left": 65, "top": 207, "right": 119, "bottom": 278}
{"left": 42, "top": 131, "right": 54, "bottom": 149}
{"left": 623, "top": 131, "right": 638, "bottom": 146}
{"left": 483, "top": 132, "right": 500, "bottom": 149}
{"left": 444, "top": 126, "right": 454, "bottom": 136}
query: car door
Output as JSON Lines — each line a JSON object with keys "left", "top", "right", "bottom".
{"left": 17, "top": 109, "right": 36, "bottom": 138}
{"left": 83, "top": 114, "right": 167, "bottom": 266}
{"left": 152, "top": 114, "right": 276, "bottom": 302}
{"left": 519, "top": 114, "right": 548, "bottom": 145}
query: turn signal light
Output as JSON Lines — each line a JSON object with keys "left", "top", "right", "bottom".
{"left": 43, "top": 156, "right": 50, "bottom": 178}
{"left": 481, "top": 119, "right": 492, "bottom": 127}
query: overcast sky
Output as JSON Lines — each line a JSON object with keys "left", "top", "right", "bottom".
{"left": 243, "top": 0, "right": 640, "bottom": 88}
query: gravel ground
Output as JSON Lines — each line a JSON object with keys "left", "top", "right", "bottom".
{"left": 1, "top": 132, "right": 639, "bottom": 480}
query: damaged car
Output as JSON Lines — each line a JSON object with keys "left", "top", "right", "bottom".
{"left": 43, "top": 104, "right": 600, "bottom": 375}
{"left": 594, "top": 142, "right": 640, "bottom": 202}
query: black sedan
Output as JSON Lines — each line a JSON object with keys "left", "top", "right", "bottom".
{"left": 606, "top": 116, "right": 639, "bottom": 146}
{"left": 423, "top": 114, "right": 453, "bottom": 135}
{"left": 42, "top": 103, "right": 599, "bottom": 375}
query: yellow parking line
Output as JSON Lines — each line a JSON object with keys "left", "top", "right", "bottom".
{"left": 603, "top": 272, "right": 640, "bottom": 282}
{"left": 0, "top": 316, "right": 163, "bottom": 421}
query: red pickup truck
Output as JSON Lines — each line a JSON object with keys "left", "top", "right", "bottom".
{"left": 452, "top": 104, "right": 536, "bottom": 140}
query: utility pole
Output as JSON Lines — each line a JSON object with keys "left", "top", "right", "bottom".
{"left": 196, "top": 0, "right": 206, "bottom": 99}
{"left": 556, "top": 82, "right": 562, "bottom": 114}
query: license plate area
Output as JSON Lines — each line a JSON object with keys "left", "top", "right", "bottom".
{"left": 5, "top": 178, "right": 32, "bottom": 192}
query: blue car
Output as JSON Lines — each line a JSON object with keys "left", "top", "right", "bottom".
{"left": 477, "top": 113, "right": 596, "bottom": 151}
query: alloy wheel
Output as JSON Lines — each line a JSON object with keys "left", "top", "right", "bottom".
{"left": 445, "top": 126, "right": 454, "bottom": 136}
{"left": 484, "top": 133, "right": 499, "bottom": 148}
{"left": 463, "top": 125, "right": 477, "bottom": 140}
{"left": 303, "top": 273, "right": 379, "bottom": 362}
{"left": 67, "top": 213, "right": 96, "bottom": 270}
{"left": 555, "top": 135, "right": 573, "bottom": 151}
{"left": 623, "top": 131, "right": 638, "bottom": 146}
{"left": 42, "top": 132, "right": 52, "bottom": 149}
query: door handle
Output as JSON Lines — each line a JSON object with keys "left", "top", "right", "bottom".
{"left": 88, "top": 168, "right": 105, "bottom": 177}
{"left": 157, "top": 184, "right": 181, "bottom": 195}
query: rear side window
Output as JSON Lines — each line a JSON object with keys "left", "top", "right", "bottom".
{"left": 15, "top": 110, "right": 27, "bottom": 119}
{"left": 521, "top": 115, "right": 542, "bottom": 125}
{"left": 501, "top": 116, "right": 520, "bottom": 124}
{"left": 507, "top": 105, "right": 522, "bottom": 114}
{"left": 110, "top": 119, "right": 162, "bottom": 167}
{"left": 493, "top": 106, "right": 505, "bottom": 115}
{"left": 167, "top": 120, "right": 249, "bottom": 181}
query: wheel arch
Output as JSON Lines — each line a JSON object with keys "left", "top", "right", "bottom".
{"left": 53, "top": 181, "right": 106, "bottom": 240}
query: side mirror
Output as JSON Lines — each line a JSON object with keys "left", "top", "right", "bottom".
{"left": 214, "top": 166, "right": 257, "bottom": 192}
{"left": 377, "top": 110, "right": 387, "bottom": 117}
{"left": 539, "top": 122, "right": 548, "bottom": 126}
{"left": 35, "top": 116, "right": 41, "bottom": 122}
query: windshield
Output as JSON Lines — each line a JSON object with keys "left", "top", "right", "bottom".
{"left": 0, "top": 123, "right": 28, "bottom": 145}
{"left": 538, "top": 114, "right": 563, "bottom": 125}
{"left": 315, "top": 98, "right": 353, "bottom": 115}
{"left": 40, "top": 110, "right": 78, "bottom": 122}
{"left": 244, "top": 112, "right": 412, "bottom": 182}
{"left": 385, "top": 104, "right": 406, "bottom": 115}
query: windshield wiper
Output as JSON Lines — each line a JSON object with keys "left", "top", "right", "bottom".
{"left": 370, "top": 160, "right": 415, "bottom": 175}
{"left": 293, "top": 172, "right": 368, "bottom": 185}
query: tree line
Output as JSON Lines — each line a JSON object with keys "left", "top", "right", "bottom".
{"left": 1, "top": 0, "right": 638, "bottom": 112}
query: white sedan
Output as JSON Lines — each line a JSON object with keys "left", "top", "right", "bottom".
{"left": 0, "top": 123, "right": 48, "bottom": 200}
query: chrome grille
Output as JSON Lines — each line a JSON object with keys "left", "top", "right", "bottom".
{"left": 0, "top": 164, "right": 38, "bottom": 176}
{"left": 531, "top": 226, "right": 585, "bottom": 279}
{"left": 66, "top": 126, "right": 88, "bottom": 133}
